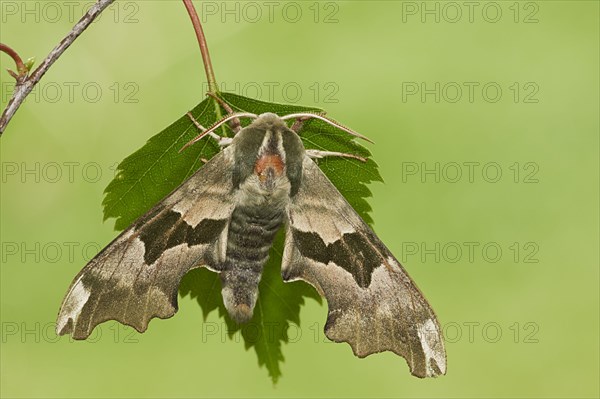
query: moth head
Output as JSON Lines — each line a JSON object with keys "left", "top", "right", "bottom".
{"left": 233, "top": 113, "right": 304, "bottom": 194}
{"left": 181, "top": 110, "right": 371, "bottom": 195}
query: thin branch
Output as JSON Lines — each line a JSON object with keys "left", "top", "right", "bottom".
{"left": 0, "top": 0, "right": 115, "bottom": 135}
{"left": 182, "top": 0, "right": 218, "bottom": 94}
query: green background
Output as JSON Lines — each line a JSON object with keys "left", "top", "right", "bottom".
{"left": 1, "top": 1, "right": 598, "bottom": 397}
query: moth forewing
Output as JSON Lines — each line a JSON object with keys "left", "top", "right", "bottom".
{"left": 56, "top": 148, "right": 237, "bottom": 338}
{"left": 283, "top": 157, "right": 446, "bottom": 378}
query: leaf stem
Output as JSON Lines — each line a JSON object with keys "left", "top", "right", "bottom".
{"left": 182, "top": 0, "right": 218, "bottom": 93}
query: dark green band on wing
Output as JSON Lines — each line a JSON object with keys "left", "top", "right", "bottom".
{"left": 137, "top": 210, "right": 227, "bottom": 265}
{"left": 291, "top": 228, "right": 381, "bottom": 288}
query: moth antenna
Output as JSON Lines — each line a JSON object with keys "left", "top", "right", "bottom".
{"left": 305, "top": 149, "right": 368, "bottom": 163}
{"left": 182, "top": 112, "right": 213, "bottom": 151}
{"left": 180, "top": 112, "right": 257, "bottom": 153}
{"left": 281, "top": 112, "right": 374, "bottom": 144}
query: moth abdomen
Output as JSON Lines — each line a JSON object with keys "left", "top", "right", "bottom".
{"left": 220, "top": 267, "right": 262, "bottom": 323}
{"left": 221, "top": 204, "right": 285, "bottom": 323}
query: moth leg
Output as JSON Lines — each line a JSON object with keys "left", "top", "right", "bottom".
{"left": 206, "top": 92, "right": 242, "bottom": 134}
{"left": 186, "top": 112, "right": 233, "bottom": 147}
{"left": 290, "top": 115, "right": 311, "bottom": 133}
{"left": 306, "top": 149, "right": 367, "bottom": 162}
{"left": 289, "top": 113, "right": 328, "bottom": 134}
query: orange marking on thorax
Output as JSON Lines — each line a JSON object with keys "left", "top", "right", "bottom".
{"left": 254, "top": 154, "right": 284, "bottom": 180}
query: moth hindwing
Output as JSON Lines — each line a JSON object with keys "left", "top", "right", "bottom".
{"left": 57, "top": 112, "right": 446, "bottom": 378}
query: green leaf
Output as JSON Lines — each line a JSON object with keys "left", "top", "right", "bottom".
{"left": 103, "top": 99, "right": 221, "bottom": 231}
{"left": 102, "top": 92, "right": 382, "bottom": 383}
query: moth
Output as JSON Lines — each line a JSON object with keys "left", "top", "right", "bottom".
{"left": 56, "top": 105, "right": 446, "bottom": 378}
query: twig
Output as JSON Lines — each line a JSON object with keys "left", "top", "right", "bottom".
{"left": 0, "top": 43, "right": 27, "bottom": 83}
{"left": 182, "top": 0, "right": 219, "bottom": 94}
{"left": 0, "top": 0, "right": 115, "bottom": 135}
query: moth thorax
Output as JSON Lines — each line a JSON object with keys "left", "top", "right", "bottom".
{"left": 254, "top": 153, "right": 284, "bottom": 190}
{"left": 253, "top": 129, "right": 287, "bottom": 192}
